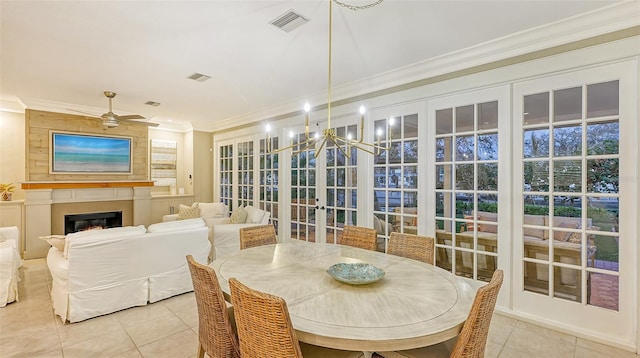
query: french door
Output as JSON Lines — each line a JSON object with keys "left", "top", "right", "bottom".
{"left": 428, "top": 86, "right": 510, "bottom": 291}
{"left": 288, "top": 118, "right": 360, "bottom": 244}
{"left": 512, "top": 61, "right": 637, "bottom": 346}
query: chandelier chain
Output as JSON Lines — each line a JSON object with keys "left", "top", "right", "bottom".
{"left": 332, "top": 0, "right": 384, "bottom": 11}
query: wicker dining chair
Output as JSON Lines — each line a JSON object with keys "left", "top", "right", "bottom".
{"left": 229, "top": 278, "right": 364, "bottom": 358}
{"left": 340, "top": 225, "right": 378, "bottom": 251}
{"left": 239, "top": 224, "right": 277, "bottom": 250}
{"left": 387, "top": 232, "right": 435, "bottom": 265}
{"left": 186, "top": 255, "right": 240, "bottom": 358}
{"left": 377, "top": 269, "right": 504, "bottom": 358}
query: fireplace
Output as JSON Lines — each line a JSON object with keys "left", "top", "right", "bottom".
{"left": 64, "top": 211, "right": 123, "bottom": 235}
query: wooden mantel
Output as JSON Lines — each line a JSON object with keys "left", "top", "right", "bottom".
{"left": 21, "top": 181, "right": 154, "bottom": 190}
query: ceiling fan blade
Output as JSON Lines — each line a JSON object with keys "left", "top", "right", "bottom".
{"left": 115, "top": 114, "right": 145, "bottom": 120}
{"left": 119, "top": 118, "right": 159, "bottom": 127}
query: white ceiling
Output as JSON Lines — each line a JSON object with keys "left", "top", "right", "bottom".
{"left": 0, "top": 0, "right": 628, "bottom": 132}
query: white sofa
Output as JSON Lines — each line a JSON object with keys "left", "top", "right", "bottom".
{"left": 46, "top": 218, "right": 210, "bottom": 323}
{"left": 0, "top": 226, "right": 21, "bottom": 307}
{"left": 163, "top": 203, "right": 271, "bottom": 260}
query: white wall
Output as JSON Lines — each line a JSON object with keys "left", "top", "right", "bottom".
{"left": 0, "top": 110, "right": 26, "bottom": 200}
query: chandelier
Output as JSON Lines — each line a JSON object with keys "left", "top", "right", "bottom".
{"left": 267, "top": 0, "right": 391, "bottom": 159}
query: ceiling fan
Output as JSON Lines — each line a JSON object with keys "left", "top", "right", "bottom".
{"left": 71, "top": 91, "right": 158, "bottom": 128}
{"left": 99, "top": 91, "right": 158, "bottom": 127}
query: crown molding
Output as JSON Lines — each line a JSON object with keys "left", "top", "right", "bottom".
{"left": 214, "top": 1, "right": 640, "bottom": 133}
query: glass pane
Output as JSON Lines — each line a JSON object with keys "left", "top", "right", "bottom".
{"left": 374, "top": 167, "right": 386, "bottom": 188}
{"left": 587, "top": 159, "right": 618, "bottom": 194}
{"left": 478, "top": 163, "right": 498, "bottom": 190}
{"left": 478, "top": 194, "right": 498, "bottom": 212}
{"left": 436, "top": 137, "right": 452, "bottom": 162}
{"left": 587, "top": 80, "right": 619, "bottom": 118}
{"left": 456, "top": 105, "right": 474, "bottom": 132}
{"left": 436, "top": 108, "right": 453, "bottom": 135}
{"left": 587, "top": 121, "right": 619, "bottom": 155}
{"left": 404, "top": 141, "right": 418, "bottom": 163}
{"left": 523, "top": 161, "right": 549, "bottom": 192}
{"left": 404, "top": 114, "right": 419, "bottom": 138}
{"left": 587, "top": 199, "right": 619, "bottom": 232}
{"left": 524, "top": 92, "right": 549, "bottom": 125}
{"left": 523, "top": 129, "right": 550, "bottom": 158}
{"left": 436, "top": 164, "right": 452, "bottom": 190}
{"left": 553, "top": 195, "right": 581, "bottom": 218}
{"left": 553, "top": 160, "right": 582, "bottom": 192}
{"left": 477, "top": 254, "right": 496, "bottom": 282}
{"left": 389, "top": 167, "right": 401, "bottom": 188}
{"left": 390, "top": 117, "right": 401, "bottom": 139}
{"left": 436, "top": 192, "right": 454, "bottom": 218}
{"left": 588, "top": 273, "right": 618, "bottom": 311}
{"left": 554, "top": 125, "right": 582, "bottom": 157}
{"left": 389, "top": 142, "right": 402, "bottom": 164}
{"left": 374, "top": 190, "right": 386, "bottom": 211}
{"left": 455, "top": 249, "right": 474, "bottom": 279}
{"left": 554, "top": 87, "right": 582, "bottom": 122}
{"left": 477, "top": 101, "right": 498, "bottom": 130}
{"left": 403, "top": 166, "right": 418, "bottom": 189}
{"left": 347, "top": 168, "right": 357, "bottom": 186}
{"left": 553, "top": 266, "right": 581, "bottom": 302}
{"left": 524, "top": 260, "right": 549, "bottom": 295}
{"left": 455, "top": 164, "right": 474, "bottom": 190}
{"left": 456, "top": 136, "right": 474, "bottom": 161}
{"left": 477, "top": 134, "right": 498, "bottom": 160}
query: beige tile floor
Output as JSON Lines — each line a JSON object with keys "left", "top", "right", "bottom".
{"left": 1, "top": 259, "right": 638, "bottom": 358}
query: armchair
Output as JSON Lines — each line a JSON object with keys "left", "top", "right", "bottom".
{"left": 0, "top": 226, "right": 21, "bottom": 307}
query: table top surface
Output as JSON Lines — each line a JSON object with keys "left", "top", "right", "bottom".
{"left": 210, "top": 241, "right": 475, "bottom": 352}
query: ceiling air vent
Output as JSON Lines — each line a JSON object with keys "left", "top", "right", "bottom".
{"left": 270, "top": 10, "right": 309, "bottom": 33}
{"left": 145, "top": 101, "right": 161, "bottom": 107}
{"left": 188, "top": 72, "right": 211, "bottom": 82}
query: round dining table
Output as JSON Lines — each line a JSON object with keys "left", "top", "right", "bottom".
{"left": 210, "top": 240, "right": 475, "bottom": 353}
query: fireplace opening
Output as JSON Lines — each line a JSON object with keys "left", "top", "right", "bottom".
{"left": 64, "top": 211, "right": 123, "bottom": 235}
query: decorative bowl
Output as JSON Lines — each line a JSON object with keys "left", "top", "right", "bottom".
{"left": 327, "top": 263, "right": 385, "bottom": 285}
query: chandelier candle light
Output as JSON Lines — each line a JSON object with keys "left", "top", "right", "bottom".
{"left": 266, "top": 0, "right": 391, "bottom": 158}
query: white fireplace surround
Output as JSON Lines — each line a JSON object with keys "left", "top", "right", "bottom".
{"left": 23, "top": 183, "right": 152, "bottom": 259}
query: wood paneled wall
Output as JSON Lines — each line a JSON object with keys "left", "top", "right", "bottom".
{"left": 25, "top": 109, "right": 149, "bottom": 181}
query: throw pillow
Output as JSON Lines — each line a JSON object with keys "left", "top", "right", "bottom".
{"left": 565, "top": 232, "right": 582, "bottom": 244}
{"left": 178, "top": 203, "right": 200, "bottom": 220}
{"left": 229, "top": 206, "right": 247, "bottom": 224}
{"left": 244, "top": 205, "right": 266, "bottom": 224}
{"left": 198, "top": 202, "right": 228, "bottom": 218}
{"left": 47, "top": 237, "right": 66, "bottom": 251}
{"left": 554, "top": 221, "right": 579, "bottom": 241}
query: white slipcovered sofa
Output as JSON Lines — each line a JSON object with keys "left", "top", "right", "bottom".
{"left": 46, "top": 218, "right": 210, "bottom": 323}
{"left": 163, "top": 203, "right": 271, "bottom": 260}
{"left": 0, "top": 226, "right": 21, "bottom": 307}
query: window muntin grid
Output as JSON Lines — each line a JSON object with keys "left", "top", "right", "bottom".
{"left": 373, "top": 113, "right": 418, "bottom": 252}
{"left": 236, "top": 141, "right": 254, "bottom": 208}
{"left": 259, "top": 138, "right": 278, "bottom": 233}
{"left": 219, "top": 144, "right": 233, "bottom": 210}
{"left": 434, "top": 101, "right": 499, "bottom": 282}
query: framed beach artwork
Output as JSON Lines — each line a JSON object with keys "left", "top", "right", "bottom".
{"left": 49, "top": 131, "right": 133, "bottom": 174}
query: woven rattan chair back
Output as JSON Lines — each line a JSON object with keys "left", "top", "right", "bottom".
{"left": 450, "top": 269, "right": 504, "bottom": 358}
{"left": 229, "top": 278, "right": 304, "bottom": 358}
{"left": 239, "top": 224, "right": 277, "bottom": 250}
{"left": 340, "top": 225, "right": 378, "bottom": 251}
{"left": 387, "top": 232, "right": 435, "bottom": 265}
{"left": 186, "top": 255, "right": 240, "bottom": 358}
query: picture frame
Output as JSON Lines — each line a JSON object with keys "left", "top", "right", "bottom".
{"left": 49, "top": 131, "right": 133, "bottom": 174}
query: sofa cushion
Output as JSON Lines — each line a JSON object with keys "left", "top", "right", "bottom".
{"left": 147, "top": 218, "right": 205, "bottom": 233}
{"left": 198, "top": 202, "right": 228, "bottom": 218}
{"left": 229, "top": 206, "right": 247, "bottom": 224}
{"left": 178, "top": 203, "right": 200, "bottom": 220}
{"left": 47, "top": 237, "right": 66, "bottom": 251}
{"left": 64, "top": 225, "right": 147, "bottom": 258}
{"left": 524, "top": 214, "right": 545, "bottom": 238}
{"left": 244, "top": 205, "right": 266, "bottom": 224}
